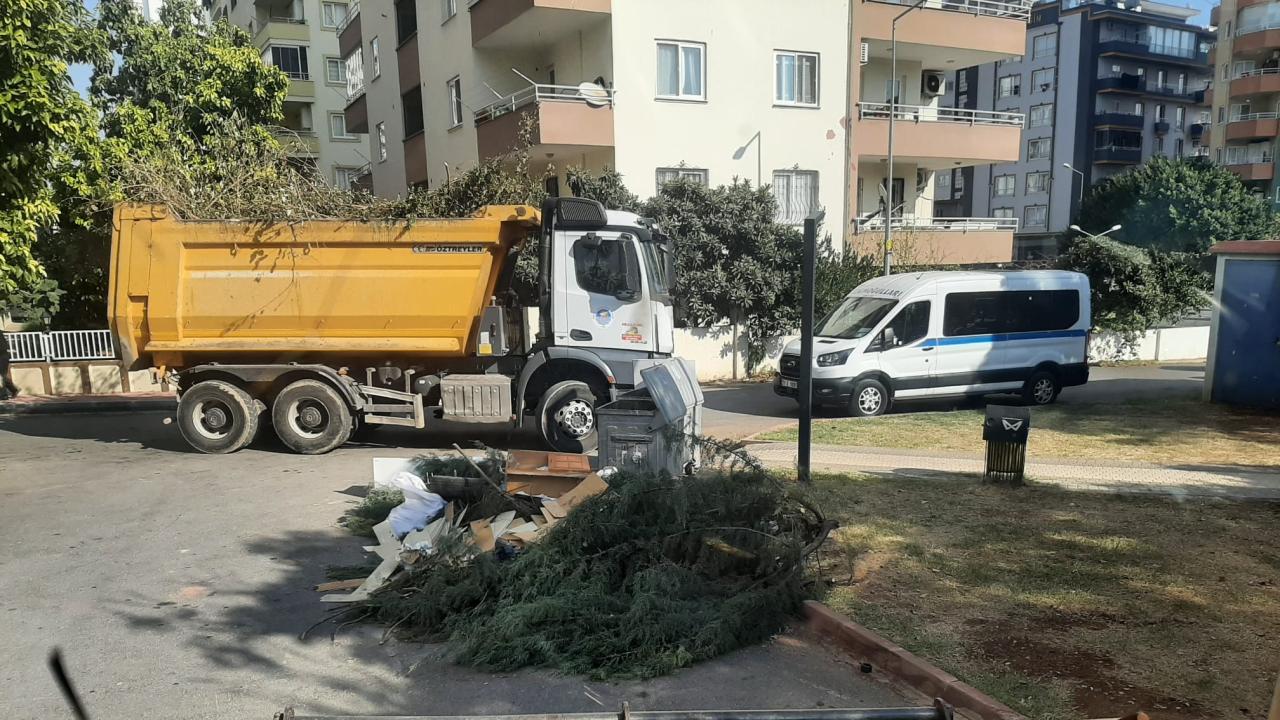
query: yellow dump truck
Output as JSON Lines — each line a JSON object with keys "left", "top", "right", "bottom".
{"left": 109, "top": 198, "right": 678, "bottom": 454}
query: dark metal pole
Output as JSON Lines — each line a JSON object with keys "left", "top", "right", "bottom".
{"left": 798, "top": 215, "right": 818, "bottom": 483}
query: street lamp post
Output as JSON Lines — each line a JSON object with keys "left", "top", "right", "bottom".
{"left": 1062, "top": 162, "right": 1084, "bottom": 203}
{"left": 733, "top": 131, "right": 762, "bottom": 188}
{"left": 884, "top": 0, "right": 931, "bottom": 277}
{"left": 1069, "top": 223, "right": 1122, "bottom": 241}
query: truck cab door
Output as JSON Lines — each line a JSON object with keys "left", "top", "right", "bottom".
{"left": 553, "top": 230, "right": 653, "bottom": 352}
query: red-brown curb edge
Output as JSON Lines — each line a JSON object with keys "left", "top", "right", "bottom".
{"left": 803, "top": 600, "right": 1027, "bottom": 720}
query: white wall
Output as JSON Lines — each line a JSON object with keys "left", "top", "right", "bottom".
{"left": 610, "top": 0, "right": 851, "bottom": 234}
{"left": 1089, "top": 326, "right": 1209, "bottom": 362}
{"left": 305, "top": 0, "right": 371, "bottom": 184}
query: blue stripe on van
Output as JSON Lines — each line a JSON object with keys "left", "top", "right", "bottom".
{"left": 923, "top": 329, "right": 1088, "bottom": 347}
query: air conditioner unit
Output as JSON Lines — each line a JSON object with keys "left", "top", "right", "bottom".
{"left": 860, "top": 42, "right": 869, "bottom": 64}
{"left": 922, "top": 71, "right": 946, "bottom": 98}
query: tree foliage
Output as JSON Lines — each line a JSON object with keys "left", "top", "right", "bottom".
{"left": 0, "top": 0, "right": 103, "bottom": 295}
{"left": 1073, "top": 156, "right": 1279, "bottom": 253}
{"left": 1057, "top": 235, "right": 1210, "bottom": 334}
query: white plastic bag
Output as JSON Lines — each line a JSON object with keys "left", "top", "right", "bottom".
{"left": 378, "top": 470, "right": 446, "bottom": 539}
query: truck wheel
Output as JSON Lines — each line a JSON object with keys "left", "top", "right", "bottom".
{"left": 1022, "top": 370, "right": 1060, "bottom": 406}
{"left": 536, "top": 380, "right": 598, "bottom": 454}
{"left": 177, "top": 380, "right": 260, "bottom": 454}
{"left": 272, "top": 379, "right": 353, "bottom": 454}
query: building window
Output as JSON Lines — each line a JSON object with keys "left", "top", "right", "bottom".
{"left": 954, "top": 171, "right": 965, "bottom": 197}
{"left": 324, "top": 57, "right": 345, "bottom": 84}
{"left": 441, "top": 0, "right": 456, "bottom": 22}
{"left": 329, "top": 112, "right": 355, "bottom": 139}
{"left": 1031, "top": 67, "right": 1055, "bottom": 92}
{"left": 376, "top": 122, "right": 387, "bottom": 162}
{"left": 402, "top": 87, "right": 424, "bottom": 136}
{"left": 772, "top": 170, "right": 819, "bottom": 225}
{"left": 370, "top": 37, "right": 380, "bottom": 78}
{"left": 993, "top": 207, "right": 1014, "bottom": 219}
{"left": 1155, "top": 69, "right": 1166, "bottom": 88}
{"left": 958, "top": 73, "right": 968, "bottom": 92}
{"left": 1175, "top": 106, "right": 1185, "bottom": 126}
{"left": 1155, "top": 103, "right": 1167, "bottom": 121}
{"left": 656, "top": 40, "right": 705, "bottom": 100}
{"left": 1026, "top": 171, "right": 1050, "bottom": 194}
{"left": 334, "top": 166, "right": 363, "bottom": 189}
{"left": 656, "top": 167, "right": 709, "bottom": 191}
{"left": 993, "top": 174, "right": 1015, "bottom": 196}
{"left": 1027, "top": 138, "right": 1051, "bottom": 160}
{"left": 936, "top": 170, "right": 952, "bottom": 199}
{"left": 395, "top": 0, "right": 417, "bottom": 44}
{"left": 1154, "top": 136, "right": 1164, "bottom": 152}
{"left": 774, "top": 51, "right": 818, "bottom": 106}
{"left": 1222, "top": 64, "right": 1229, "bottom": 80}
{"left": 997, "top": 74, "right": 1020, "bottom": 98}
{"left": 270, "top": 45, "right": 309, "bottom": 80}
{"left": 321, "top": 2, "right": 347, "bottom": 28}
{"left": 1175, "top": 138, "right": 1184, "bottom": 157}
{"left": 1178, "top": 71, "right": 1187, "bottom": 92}
{"left": 1134, "top": 100, "right": 1144, "bottom": 116}
{"left": 447, "top": 75, "right": 463, "bottom": 128}
{"left": 1032, "top": 33, "right": 1057, "bottom": 59}
{"left": 1218, "top": 106, "right": 1225, "bottom": 123}
{"left": 1029, "top": 103, "right": 1053, "bottom": 127}
{"left": 1024, "top": 205, "right": 1048, "bottom": 227}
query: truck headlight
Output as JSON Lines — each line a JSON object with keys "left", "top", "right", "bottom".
{"left": 816, "top": 349, "right": 853, "bottom": 367}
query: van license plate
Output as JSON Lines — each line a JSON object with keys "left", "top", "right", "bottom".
{"left": 780, "top": 378, "right": 798, "bottom": 389}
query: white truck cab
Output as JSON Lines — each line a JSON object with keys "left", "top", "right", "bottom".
{"left": 774, "top": 270, "right": 1091, "bottom": 416}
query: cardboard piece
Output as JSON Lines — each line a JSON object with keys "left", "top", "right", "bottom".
{"left": 542, "top": 498, "right": 568, "bottom": 518}
{"left": 470, "top": 518, "right": 496, "bottom": 552}
{"left": 540, "top": 506, "right": 560, "bottom": 526}
{"left": 557, "top": 472, "right": 609, "bottom": 510}
{"left": 489, "top": 511, "right": 517, "bottom": 539}
{"left": 314, "top": 578, "right": 364, "bottom": 592}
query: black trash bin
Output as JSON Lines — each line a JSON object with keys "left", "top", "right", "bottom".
{"left": 983, "top": 404, "right": 1031, "bottom": 485}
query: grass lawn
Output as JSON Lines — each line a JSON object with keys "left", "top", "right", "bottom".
{"left": 811, "top": 473, "right": 1280, "bottom": 720}
{"left": 763, "top": 396, "right": 1280, "bottom": 467}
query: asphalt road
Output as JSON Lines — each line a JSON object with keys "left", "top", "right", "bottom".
{"left": 0, "top": 412, "right": 910, "bottom": 720}
{"left": 699, "top": 362, "right": 1206, "bottom": 439}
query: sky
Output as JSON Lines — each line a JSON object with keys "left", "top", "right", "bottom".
{"left": 67, "top": 0, "right": 1218, "bottom": 97}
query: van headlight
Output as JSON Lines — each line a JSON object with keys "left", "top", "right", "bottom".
{"left": 816, "top": 349, "right": 853, "bottom": 367}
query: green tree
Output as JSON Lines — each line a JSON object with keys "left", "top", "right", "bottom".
{"left": 1073, "top": 156, "right": 1279, "bottom": 253}
{"left": 0, "top": 0, "right": 103, "bottom": 295}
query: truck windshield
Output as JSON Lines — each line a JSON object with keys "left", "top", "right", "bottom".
{"left": 639, "top": 233, "right": 673, "bottom": 302}
{"left": 815, "top": 296, "right": 898, "bottom": 340}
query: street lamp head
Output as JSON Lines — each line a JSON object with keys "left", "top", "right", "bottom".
{"left": 1108, "top": 224, "right": 1122, "bottom": 233}
{"left": 1069, "top": 224, "right": 1082, "bottom": 232}
{"left": 732, "top": 146, "right": 748, "bottom": 160}
{"left": 1062, "top": 163, "right": 1072, "bottom": 169}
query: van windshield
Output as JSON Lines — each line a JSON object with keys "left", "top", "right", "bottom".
{"left": 815, "top": 296, "right": 898, "bottom": 339}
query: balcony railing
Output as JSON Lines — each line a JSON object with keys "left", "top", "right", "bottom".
{"left": 1189, "top": 147, "right": 1210, "bottom": 157}
{"left": 854, "top": 215, "right": 1020, "bottom": 233}
{"left": 868, "top": 0, "right": 1032, "bottom": 20}
{"left": 1231, "top": 112, "right": 1280, "bottom": 122}
{"left": 276, "top": 68, "right": 310, "bottom": 80}
{"left": 474, "top": 83, "right": 616, "bottom": 125}
{"left": 268, "top": 14, "right": 305, "bottom": 23}
{"left": 1226, "top": 151, "right": 1274, "bottom": 165}
{"left": 857, "top": 102, "right": 1025, "bottom": 127}
{"left": 1237, "top": 20, "right": 1280, "bottom": 35}
{"left": 1235, "top": 67, "right": 1280, "bottom": 79}
{"left": 336, "top": 0, "right": 359, "bottom": 34}
{"left": 1093, "top": 145, "right": 1141, "bottom": 162}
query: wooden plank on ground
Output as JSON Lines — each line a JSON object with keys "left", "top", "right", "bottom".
{"left": 314, "top": 578, "right": 364, "bottom": 592}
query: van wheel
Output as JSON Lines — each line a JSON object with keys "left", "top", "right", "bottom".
{"left": 177, "top": 380, "right": 260, "bottom": 454}
{"left": 850, "top": 378, "right": 890, "bottom": 417}
{"left": 1023, "top": 370, "right": 1060, "bottom": 406}
{"left": 272, "top": 379, "right": 353, "bottom": 454}
{"left": 537, "top": 380, "right": 598, "bottom": 454}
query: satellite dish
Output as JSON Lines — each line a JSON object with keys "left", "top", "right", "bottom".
{"left": 578, "top": 81, "right": 611, "bottom": 107}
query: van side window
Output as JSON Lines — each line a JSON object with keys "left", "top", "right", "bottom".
{"left": 881, "top": 300, "right": 931, "bottom": 347}
{"left": 943, "top": 290, "right": 1079, "bottom": 336}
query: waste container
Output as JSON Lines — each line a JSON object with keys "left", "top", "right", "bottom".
{"left": 982, "top": 404, "right": 1030, "bottom": 486}
{"left": 596, "top": 358, "right": 704, "bottom": 476}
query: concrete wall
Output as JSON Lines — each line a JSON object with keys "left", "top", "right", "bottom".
{"left": 1089, "top": 325, "right": 1209, "bottom": 362}
{"left": 9, "top": 361, "right": 168, "bottom": 396}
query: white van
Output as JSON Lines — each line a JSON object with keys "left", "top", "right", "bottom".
{"left": 774, "top": 270, "right": 1091, "bottom": 416}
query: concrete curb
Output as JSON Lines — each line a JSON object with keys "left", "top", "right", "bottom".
{"left": 0, "top": 397, "right": 175, "bottom": 416}
{"left": 803, "top": 601, "right": 1026, "bottom": 720}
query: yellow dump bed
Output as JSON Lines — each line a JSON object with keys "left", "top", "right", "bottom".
{"left": 108, "top": 203, "right": 540, "bottom": 369}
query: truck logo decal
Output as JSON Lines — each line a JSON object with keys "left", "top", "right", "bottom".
{"left": 594, "top": 309, "right": 613, "bottom": 327}
{"left": 1001, "top": 418, "right": 1024, "bottom": 432}
{"left": 412, "top": 244, "right": 486, "bottom": 254}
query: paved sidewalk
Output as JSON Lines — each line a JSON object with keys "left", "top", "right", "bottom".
{"left": 747, "top": 441, "right": 1280, "bottom": 501}
{"left": 0, "top": 391, "right": 174, "bottom": 415}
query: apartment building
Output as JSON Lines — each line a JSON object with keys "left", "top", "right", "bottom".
{"left": 940, "top": 0, "right": 1213, "bottom": 259}
{"left": 341, "top": 0, "right": 1040, "bottom": 263}
{"left": 1208, "top": 0, "right": 1280, "bottom": 203}
{"left": 209, "top": 0, "right": 371, "bottom": 188}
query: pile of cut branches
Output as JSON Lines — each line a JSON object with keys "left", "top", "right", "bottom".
{"left": 350, "top": 458, "right": 831, "bottom": 680}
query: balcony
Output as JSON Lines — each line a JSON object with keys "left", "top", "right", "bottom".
{"left": 344, "top": 91, "right": 368, "bottom": 134}
{"left": 1096, "top": 38, "right": 1209, "bottom": 66}
{"left": 1096, "top": 73, "right": 1143, "bottom": 93}
{"left": 338, "top": 1, "right": 361, "bottom": 58}
{"left": 1226, "top": 153, "right": 1275, "bottom": 181}
{"left": 1096, "top": 74, "right": 1206, "bottom": 102}
{"left": 1093, "top": 145, "right": 1141, "bottom": 164}
{"left": 1189, "top": 122, "right": 1208, "bottom": 140}
{"left": 1153, "top": 120, "right": 1170, "bottom": 135}
{"left": 405, "top": 132, "right": 428, "bottom": 187}
{"left": 1236, "top": 21, "right": 1280, "bottom": 54}
{"left": 474, "top": 83, "right": 614, "bottom": 160}
{"left": 851, "top": 215, "right": 1016, "bottom": 264}
{"left": 857, "top": 0, "right": 1028, "bottom": 67}
{"left": 273, "top": 129, "right": 320, "bottom": 156}
{"left": 1226, "top": 112, "right": 1280, "bottom": 141}
{"left": 1093, "top": 111, "right": 1144, "bottom": 128}
{"left": 470, "top": 0, "right": 611, "bottom": 48}
{"left": 252, "top": 17, "right": 309, "bottom": 49}
{"left": 854, "top": 102, "right": 1023, "bottom": 167}
{"left": 1230, "top": 68, "right": 1280, "bottom": 98}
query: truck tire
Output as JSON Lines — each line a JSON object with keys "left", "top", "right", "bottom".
{"left": 177, "top": 380, "right": 260, "bottom": 454}
{"left": 1022, "top": 370, "right": 1060, "bottom": 406}
{"left": 850, "top": 378, "right": 890, "bottom": 417}
{"left": 536, "top": 380, "right": 598, "bottom": 454}
{"left": 272, "top": 379, "right": 353, "bottom": 454}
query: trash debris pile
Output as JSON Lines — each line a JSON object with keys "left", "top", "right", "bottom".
{"left": 321, "top": 445, "right": 833, "bottom": 680}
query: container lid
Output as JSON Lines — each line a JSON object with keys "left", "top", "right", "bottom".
{"left": 638, "top": 357, "right": 703, "bottom": 427}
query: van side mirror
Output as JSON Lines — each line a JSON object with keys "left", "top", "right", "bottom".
{"left": 881, "top": 327, "right": 897, "bottom": 348}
